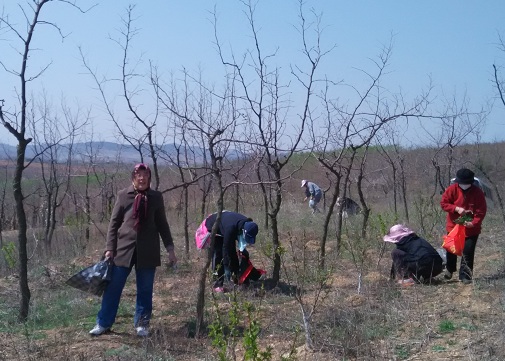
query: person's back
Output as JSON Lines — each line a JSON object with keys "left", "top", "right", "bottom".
{"left": 204, "top": 211, "right": 257, "bottom": 292}
{"left": 396, "top": 234, "right": 442, "bottom": 265}
{"left": 301, "top": 180, "right": 323, "bottom": 214}
{"left": 205, "top": 211, "right": 249, "bottom": 235}
{"left": 306, "top": 182, "right": 322, "bottom": 200}
{"left": 336, "top": 197, "right": 361, "bottom": 218}
{"left": 384, "top": 224, "right": 443, "bottom": 283}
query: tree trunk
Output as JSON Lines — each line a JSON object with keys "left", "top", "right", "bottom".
{"left": 14, "top": 141, "right": 31, "bottom": 322}
{"left": 85, "top": 176, "right": 91, "bottom": 244}
{"left": 183, "top": 186, "right": 190, "bottom": 257}
{"left": 270, "top": 215, "right": 281, "bottom": 284}
{"left": 319, "top": 178, "right": 341, "bottom": 269}
{"left": 399, "top": 158, "right": 409, "bottom": 222}
{"left": 255, "top": 162, "right": 269, "bottom": 228}
{"left": 269, "top": 171, "right": 283, "bottom": 284}
{"left": 301, "top": 305, "right": 314, "bottom": 350}
{"left": 195, "top": 248, "right": 212, "bottom": 336}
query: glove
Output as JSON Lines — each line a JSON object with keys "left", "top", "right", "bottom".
{"left": 224, "top": 266, "right": 231, "bottom": 281}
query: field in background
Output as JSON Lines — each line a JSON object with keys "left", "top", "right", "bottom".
{"left": 0, "top": 142, "right": 504, "bottom": 360}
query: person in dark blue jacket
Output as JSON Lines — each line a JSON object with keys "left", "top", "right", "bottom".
{"left": 384, "top": 224, "right": 443, "bottom": 285}
{"left": 205, "top": 211, "right": 258, "bottom": 292}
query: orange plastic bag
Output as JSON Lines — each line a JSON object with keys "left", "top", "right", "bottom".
{"left": 442, "top": 224, "right": 466, "bottom": 256}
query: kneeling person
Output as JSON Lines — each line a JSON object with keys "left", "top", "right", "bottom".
{"left": 204, "top": 211, "right": 259, "bottom": 292}
{"left": 384, "top": 224, "right": 443, "bottom": 285}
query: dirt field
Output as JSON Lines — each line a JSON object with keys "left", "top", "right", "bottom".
{"left": 1, "top": 213, "right": 504, "bottom": 361}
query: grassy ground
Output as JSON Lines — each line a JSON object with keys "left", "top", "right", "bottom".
{"left": 0, "top": 206, "right": 504, "bottom": 360}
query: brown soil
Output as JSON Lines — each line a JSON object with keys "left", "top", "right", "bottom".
{"left": 1, "top": 223, "right": 504, "bottom": 361}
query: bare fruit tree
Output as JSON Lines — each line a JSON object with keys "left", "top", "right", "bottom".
{"left": 377, "top": 124, "right": 410, "bottom": 222}
{"left": 154, "top": 107, "right": 212, "bottom": 257}
{"left": 0, "top": 0, "right": 90, "bottom": 322}
{"left": 213, "top": 0, "right": 330, "bottom": 284}
{"left": 154, "top": 65, "right": 241, "bottom": 337}
{"left": 473, "top": 33, "right": 505, "bottom": 230}
{"left": 312, "top": 40, "right": 433, "bottom": 268}
{"left": 80, "top": 5, "right": 164, "bottom": 189}
{"left": 31, "top": 98, "right": 88, "bottom": 252}
{"left": 422, "top": 93, "right": 488, "bottom": 195}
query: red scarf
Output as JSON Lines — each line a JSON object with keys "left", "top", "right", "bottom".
{"left": 132, "top": 190, "right": 148, "bottom": 232}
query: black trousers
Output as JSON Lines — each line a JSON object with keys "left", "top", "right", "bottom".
{"left": 391, "top": 249, "right": 443, "bottom": 281}
{"left": 445, "top": 234, "right": 479, "bottom": 281}
{"left": 212, "top": 236, "right": 239, "bottom": 287}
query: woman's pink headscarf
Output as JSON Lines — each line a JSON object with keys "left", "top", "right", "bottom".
{"left": 383, "top": 224, "right": 415, "bottom": 243}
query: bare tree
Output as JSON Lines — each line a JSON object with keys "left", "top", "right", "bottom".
{"left": 69, "top": 130, "right": 120, "bottom": 249}
{"left": 0, "top": 166, "right": 8, "bottom": 248}
{"left": 281, "top": 237, "right": 332, "bottom": 351}
{"left": 155, "top": 108, "right": 212, "bottom": 258}
{"left": 312, "top": 40, "right": 433, "bottom": 268}
{"left": 80, "top": 5, "right": 165, "bottom": 189}
{"left": 213, "top": 0, "right": 329, "bottom": 284}
{"left": 31, "top": 97, "right": 87, "bottom": 252}
{"left": 153, "top": 61, "right": 241, "bottom": 336}
{"left": 473, "top": 33, "right": 505, "bottom": 230}
{"left": 0, "top": 0, "right": 90, "bottom": 322}
{"left": 493, "top": 33, "right": 505, "bottom": 110}
{"left": 422, "top": 93, "right": 488, "bottom": 196}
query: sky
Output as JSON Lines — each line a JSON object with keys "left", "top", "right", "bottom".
{"left": 1, "top": 0, "right": 505, "bottom": 147}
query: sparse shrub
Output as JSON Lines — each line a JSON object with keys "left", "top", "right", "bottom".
{"left": 438, "top": 319, "right": 456, "bottom": 333}
{"left": 1, "top": 241, "right": 16, "bottom": 269}
{"left": 411, "top": 194, "right": 444, "bottom": 238}
{"left": 395, "top": 344, "right": 410, "bottom": 359}
{"left": 209, "top": 290, "right": 272, "bottom": 361}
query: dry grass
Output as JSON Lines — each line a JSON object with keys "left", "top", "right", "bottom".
{"left": 0, "top": 200, "right": 504, "bottom": 360}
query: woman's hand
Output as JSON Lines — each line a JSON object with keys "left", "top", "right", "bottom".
{"left": 455, "top": 206, "right": 465, "bottom": 214}
{"left": 105, "top": 250, "right": 114, "bottom": 259}
{"left": 167, "top": 250, "right": 178, "bottom": 268}
{"left": 464, "top": 221, "right": 474, "bottom": 228}
{"left": 455, "top": 207, "right": 472, "bottom": 215}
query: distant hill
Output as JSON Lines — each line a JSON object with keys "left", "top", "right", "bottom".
{"left": 0, "top": 141, "right": 244, "bottom": 164}
{"left": 0, "top": 141, "right": 196, "bottom": 164}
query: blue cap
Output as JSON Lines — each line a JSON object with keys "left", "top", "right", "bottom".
{"left": 243, "top": 221, "right": 258, "bottom": 244}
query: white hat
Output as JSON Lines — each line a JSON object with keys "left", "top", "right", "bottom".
{"left": 301, "top": 180, "right": 307, "bottom": 187}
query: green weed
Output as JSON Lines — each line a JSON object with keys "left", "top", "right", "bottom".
{"left": 1, "top": 241, "right": 16, "bottom": 269}
{"left": 438, "top": 319, "right": 456, "bottom": 333}
{"left": 394, "top": 344, "right": 410, "bottom": 359}
{"left": 209, "top": 290, "right": 272, "bottom": 361}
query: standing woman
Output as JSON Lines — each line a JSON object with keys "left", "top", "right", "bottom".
{"left": 89, "top": 163, "right": 178, "bottom": 336}
{"left": 440, "top": 168, "right": 486, "bottom": 284}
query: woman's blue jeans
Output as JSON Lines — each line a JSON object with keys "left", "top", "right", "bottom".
{"left": 96, "top": 265, "right": 156, "bottom": 329}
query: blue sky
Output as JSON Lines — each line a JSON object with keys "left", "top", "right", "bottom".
{"left": 1, "top": 0, "right": 504, "bottom": 146}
